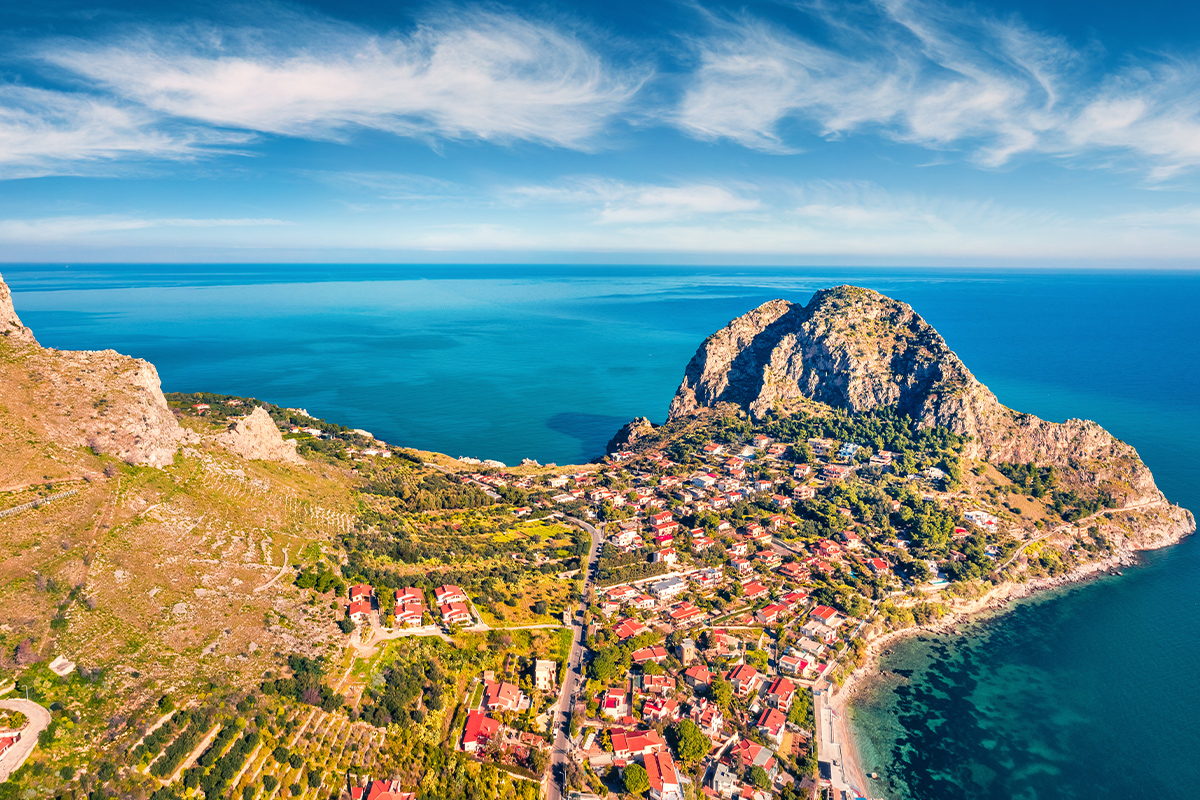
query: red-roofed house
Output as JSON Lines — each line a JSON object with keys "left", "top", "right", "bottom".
{"left": 644, "top": 750, "right": 684, "bottom": 800}
{"left": 764, "top": 677, "right": 796, "bottom": 711}
{"left": 601, "top": 687, "right": 630, "bottom": 721}
{"left": 688, "top": 698, "right": 724, "bottom": 738}
{"left": 640, "top": 674, "right": 674, "bottom": 696}
{"left": 434, "top": 585, "right": 468, "bottom": 605}
{"left": 439, "top": 602, "right": 472, "bottom": 626}
{"left": 643, "top": 697, "right": 681, "bottom": 724}
{"left": 742, "top": 582, "right": 768, "bottom": 601}
{"left": 756, "top": 707, "right": 787, "bottom": 746}
{"left": 352, "top": 779, "right": 415, "bottom": 800}
{"left": 631, "top": 645, "right": 669, "bottom": 665}
{"left": 683, "top": 664, "right": 711, "bottom": 690}
{"left": 611, "top": 728, "right": 667, "bottom": 761}
{"left": 394, "top": 587, "right": 425, "bottom": 628}
{"left": 349, "top": 584, "right": 373, "bottom": 603}
{"left": 726, "top": 665, "right": 761, "bottom": 699}
{"left": 756, "top": 603, "right": 787, "bottom": 625}
{"left": 668, "top": 602, "right": 704, "bottom": 626}
{"left": 868, "top": 557, "right": 889, "bottom": 573}
{"left": 461, "top": 711, "right": 500, "bottom": 753}
{"left": 613, "top": 618, "right": 650, "bottom": 641}
{"left": 811, "top": 605, "right": 841, "bottom": 625}
{"left": 777, "top": 562, "right": 808, "bottom": 581}
{"left": 483, "top": 680, "right": 523, "bottom": 713}
{"left": 347, "top": 598, "right": 372, "bottom": 622}
{"left": 730, "top": 739, "right": 777, "bottom": 778}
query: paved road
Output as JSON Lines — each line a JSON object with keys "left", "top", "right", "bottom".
{"left": 546, "top": 516, "right": 602, "bottom": 800}
{"left": 0, "top": 698, "right": 50, "bottom": 782}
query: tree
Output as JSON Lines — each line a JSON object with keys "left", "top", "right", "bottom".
{"left": 749, "top": 764, "right": 771, "bottom": 789}
{"left": 710, "top": 677, "right": 733, "bottom": 710}
{"left": 623, "top": 763, "right": 650, "bottom": 795}
{"left": 529, "top": 747, "right": 549, "bottom": 774}
{"left": 673, "top": 719, "right": 710, "bottom": 766}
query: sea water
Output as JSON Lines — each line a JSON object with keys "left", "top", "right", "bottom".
{"left": 4, "top": 264, "right": 1198, "bottom": 798}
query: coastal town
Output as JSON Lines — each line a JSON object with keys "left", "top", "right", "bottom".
{"left": 326, "top": 409, "right": 1045, "bottom": 800}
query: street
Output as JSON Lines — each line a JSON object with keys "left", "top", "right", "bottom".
{"left": 0, "top": 697, "right": 50, "bottom": 782}
{"left": 545, "top": 516, "right": 602, "bottom": 800}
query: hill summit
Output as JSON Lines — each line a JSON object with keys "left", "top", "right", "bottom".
{"left": 661, "top": 286, "right": 1170, "bottom": 506}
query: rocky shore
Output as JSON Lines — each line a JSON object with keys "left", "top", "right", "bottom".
{"left": 829, "top": 505, "right": 1195, "bottom": 798}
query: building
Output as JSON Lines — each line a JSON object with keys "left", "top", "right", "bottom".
{"left": 643, "top": 697, "right": 681, "bottom": 724}
{"left": 461, "top": 711, "right": 500, "bottom": 753}
{"left": 764, "top": 677, "right": 796, "bottom": 711}
{"left": 601, "top": 687, "right": 630, "bottom": 720}
{"left": 631, "top": 645, "right": 669, "bottom": 665}
{"left": 613, "top": 618, "right": 650, "bottom": 640}
{"left": 640, "top": 674, "right": 674, "bottom": 696}
{"left": 688, "top": 698, "right": 724, "bottom": 738}
{"left": 756, "top": 603, "right": 787, "bottom": 625}
{"left": 347, "top": 598, "right": 372, "bottom": 623}
{"left": 611, "top": 729, "right": 666, "bottom": 761}
{"left": 394, "top": 587, "right": 425, "bottom": 628}
{"left": 726, "top": 664, "right": 761, "bottom": 699}
{"left": 652, "top": 547, "right": 678, "bottom": 565}
{"left": 534, "top": 659, "right": 556, "bottom": 693}
{"left": 683, "top": 664, "right": 711, "bottom": 691}
{"left": 439, "top": 602, "right": 472, "bottom": 626}
{"left": 677, "top": 637, "right": 697, "bottom": 665}
{"left": 756, "top": 707, "right": 787, "bottom": 746}
{"left": 349, "top": 584, "right": 373, "bottom": 603}
{"left": 434, "top": 585, "right": 468, "bottom": 606}
{"left": 644, "top": 750, "right": 684, "bottom": 800}
{"left": 483, "top": 680, "right": 523, "bottom": 713}
{"left": 649, "top": 576, "right": 687, "bottom": 601}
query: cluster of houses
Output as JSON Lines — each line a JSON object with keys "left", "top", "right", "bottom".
{"left": 342, "top": 582, "right": 475, "bottom": 630}
{"left": 459, "top": 665, "right": 556, "bottom": 773}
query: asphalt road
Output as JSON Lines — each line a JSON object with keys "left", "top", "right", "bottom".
{"left": 546, "top": 516, "right": 602, "bottom": 800}
{"left": 0, "top": 697, "right": 50, "bottom": 782}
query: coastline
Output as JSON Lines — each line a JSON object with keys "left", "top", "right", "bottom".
{"left": 824, "top": 510, "right": 1195, "bottom": 800}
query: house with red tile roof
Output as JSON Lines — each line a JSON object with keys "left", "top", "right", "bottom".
{"left": 461, "top": 711, "right": 500, "bottom": 753}
{"left": 613, "top": 618, "right": 650, "bottom": 641}
{"left": 755, "top": 603, "right": 787, "bottom": 625}
{"left": 867, "top": 557, "right": 889, "bottom": 573}
{"left": 643, "top": 696, "right": 681, "bottom": 724}
{"left": 764, "top": 677, "right": 796, "bottom": 711}
{"left": 644, "top": 750, "right": 684, "bottom": 800}
{"left": 729, "top": 739, "right": 777, "bottom": 778}
{"left": 439, "top": 602, "right": 472, "bottom": 626}
{"left": 810, "top": 605, "right": 841, "bottom": 625}
{"left": 394, "top": 587, "right": 425, "bottom": 628}
{"left": 725, "top": 664, "right": 761, "bottom": 699}
{"left": 756, "top": 706, "right": 787, "bottom": 746}
{"left": 434, "top": 585, "right": 468, "bottom": 605}
{"left": 667, "top": 602, "right": 704, "bottom": 625}
{"left": 601, "top": 686, "right": 630, "bottom": 720}
{"left": 349, "top": 583, "right": 373, "bottom": 603}
{"left": 483, "top": 680, "right": 523, "bottom": 713}
{"left": 683, "top": 664, "right": 711, "bottom": 690}
{"left": 631, "top": 645, "right": 669, "bottom": 665}
{"left": 639, "top": 674, "right": 674, "bottom": 696}
{"left": 742, "top": 582, "right": 768, "bottom": 601}
{"left": 611, "top": 728, "right": 666, "bottom": 761}
{"left": 688, "top": 698, "right": 724, "bottom": 738}
{"left": 347, "top": 598, "right": 372, "bottom": 622}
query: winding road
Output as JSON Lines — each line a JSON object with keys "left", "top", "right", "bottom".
{"left": 546, "top": 516, "right": 602, "bottom": 800}
{"left": 0, "top": 698, "right": 50, "bottom": 782}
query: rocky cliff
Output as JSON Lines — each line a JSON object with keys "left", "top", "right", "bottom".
{"left": 0, "top": 273, "right": 189, "bottom": 468}
{"left": 0, "top": 272, "right": 37, "bottom": 345}
{"left": 217, "top": 406, "right": 304, "bottom": 464}
{"left": 665, "top": 286, "right": 1179, "bottom": 510}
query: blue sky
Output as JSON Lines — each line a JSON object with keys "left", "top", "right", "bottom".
{"left": 3, "top": 0, "right": 1200, "bottom": 264}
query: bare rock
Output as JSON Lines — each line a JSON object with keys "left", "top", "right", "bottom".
{"left": 667, "top": 285, "right": 1170, "bottom": 506}
{"left": 0, "top": 272, "right": 37, "bottom": 345}
{"left": 607, "top": 417, "right": 655, "bottom": 454}
{"left": 216, "top": 406, "right": 304, "bottom": 464}
{"left": 1, "top": 273, "right": 189, "bottom": 468}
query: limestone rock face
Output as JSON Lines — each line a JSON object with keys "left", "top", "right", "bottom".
{"left": 606, "top": 417, "right": 654, "bottom": 454}
{"left": 1, "top": 273, "right": 189, "bottom": 468}
{"left": 217, "top": 407, "right": 304, "bottom": 464}
{"left": 0, "top": 272, "right": 37, "bottom": 345}
{"left": 666, "top": 285, "right": 1165, "bottom": 504}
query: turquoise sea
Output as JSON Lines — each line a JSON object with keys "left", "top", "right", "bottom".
{"left": 4, "top": 264, "right": 1198, "bottom": 799}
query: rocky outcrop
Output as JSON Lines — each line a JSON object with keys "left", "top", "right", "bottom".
{"left": 1, "top": 273, "right": 188, "bottom": 468}
{"left": 216, "top": 407, "right": 304, "bottom": 464}
{"left": 666, "top": 286, "right": 1170, "bottom": 506}
{"left": 606, "top": 417, "right": 655, "bottom": 454}
{"left": 0, "top": 272, "right": 37, "bottom": 345}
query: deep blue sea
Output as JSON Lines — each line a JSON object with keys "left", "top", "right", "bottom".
{"left": 3, "top": 264, "right": 1198, "bottom": 798}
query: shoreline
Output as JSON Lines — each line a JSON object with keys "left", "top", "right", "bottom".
{"left": 824, "top": 513, "right": 1195, "bottom": 799}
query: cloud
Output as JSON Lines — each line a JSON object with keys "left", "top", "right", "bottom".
{"left": 40, "top": 8, "right": 646, "bottom": 150}
{"left": 675, "top": 0, "right": 1200, "bottom": 177}
{"left": 508, "top": 178, "right": 761, "bottom": 223}
{"left": 0, "top": 86, "right": 240, "bottom": 178}
{"left": 0, "top": 215, "right": 293, "bottom": 241}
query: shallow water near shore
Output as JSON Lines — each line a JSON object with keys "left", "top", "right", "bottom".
{"left": 3, "top": 263, "right": 1199, "bottom": 799}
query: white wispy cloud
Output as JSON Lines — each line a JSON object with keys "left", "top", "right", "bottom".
{"left": 507, "top": 177, "right": 761, "bottom": 223}
{"left": 0, "top": 86, "right": 240, "bottom": 178}
{"left": 675, "top": 0, "right": 1200, "bottom": 177}
{"left": 39, "top": 7, "right": 645, "bottom": 150}
{"left": 0, "top": 215, "right": 293, "bottom": 241}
